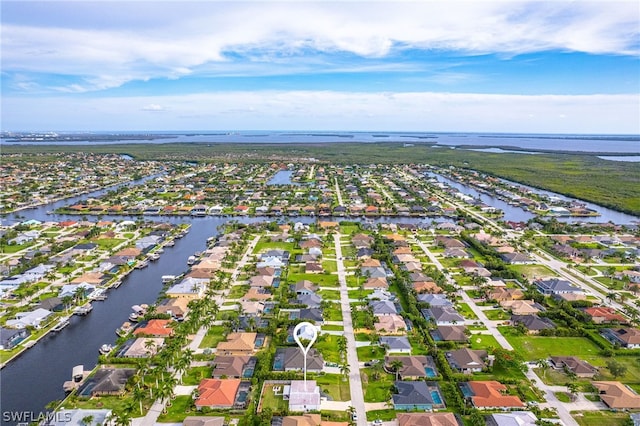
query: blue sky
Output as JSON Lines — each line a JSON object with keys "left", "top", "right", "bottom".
{"left": 1, "top": 1, "right": 639, "bottom": 133}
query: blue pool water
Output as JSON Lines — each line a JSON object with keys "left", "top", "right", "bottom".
{"left": 425, "top": 367, "right": 437, "bottom": 377}
{"left": 243, "top": 368, "right": 254, "bottom": 378}
{"left": 237, "top": 391, "right": 248, "bottom": 402}
{"left": 431, "top": 390, "right": 443, "bottom": 404}
{"left": 273, "top": 359, "right": 283, "bottom": 370}
{"left": 255, "top": 338, "right": 264, "bottom": 347}
{"left": 460, "top": 383, "right": 474, "bottom": 398}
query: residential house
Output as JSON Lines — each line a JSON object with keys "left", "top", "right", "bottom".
{"left": 364, "top": 277, "right": 389, "bottom": 290}
{"left": 294, "top": 280, "right": 318, "bottom": 295}
{"left": 511, "top": 315, "right": 555, "bottom": 334}
{"left": 370, "top": 300, "right": 398, "bottom": 316}
{"left": 156, "top": 298, "right": 190, "bottom": 320}
{"left": 183, "top": 417, "right": 225, "bottom": 426}
{"left": 592, "top": 381, "right": 640, "bottom": 409}
{"left": 133, "top": 319, "right": 174, "bottom": 337}
{"left": 274, "top": 347, "right": 324, "bottom": 372}
{"left": 396, "top": 413, "right": 460, "bottom": 426}
{"left": 288, "top": 380, "right": 321, "bottom": 412}
{"left": 549, "top": 356, "right": 598, "bottom": 378}
{"left": 446, "top": 348, "right": 488, "bottom": 374}
{"left": 500, "top": 300, "right": 543, "bottom": 316}
{"left": 487, "top": 288, "right": 525, "bottom": 302}
{"left": 392, "top": 381, "right": 444, "bottom": 411}
{"left": 499, "top": 253, "right": 532, "bottom": 264}
{"left": 166, "top": 277, "right": 208, "bottom": 300}
{"left": 46, "top": 409, "right": 114, "bottom": 426}
{"left": 417, "top": 294, "right": 452, "bottom": 307}
{"left": 217, "top": 332, "right": 257, "bottom": 356}
{"left": 375, "top": 314, "right": 408, "bottom": 334}
{"left": 464, "top": 381, "right": 526, "bottom": 409}
{"left": 431, "top": 325, "right": 468, "bottom": 342}
{"left": 6, "top": 308, "right": 52, "bottom": 329}
{"left": 385, "top": 356, "right": 437, "bottom": 379}
{"left": 296, "top": 292, "right": 322, "bottom": 309}
{"left": 122, "top": 337, "right": 164, "bottom": 358}
{"left": 195, "top": 379, "right": 241, "bottom": 409}
{"left": 584, "top": 307, "right": 628, "bottom": 324}
{"left": 212, "top": 355, "right": 257, "bottom": 379}
{"left": 535, "top": 278, "right": 583, "bottom": 296}
{"left": 82, "top": 368, "right": 136, "bottom": 396}
{"left": 486, "top": 412, "right": 537, "bottom": 426}
{"left": 379, "top": 336, "right": 412, "bottom": 354}
{"left": 422, "top": 306, "right": 464, "bottom": 326}
{"left": 0, "top": 327, "right": 29, "bottom": 350}
{"left": 601, "top": 328, "right": 640, "bottom": 349}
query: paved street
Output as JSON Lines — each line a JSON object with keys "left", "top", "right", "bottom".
{"left": 334, "top": 232, "right": 367, "bottom": 426}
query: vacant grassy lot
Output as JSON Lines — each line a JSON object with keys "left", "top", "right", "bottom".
{"left": 509, "top": 264, "right": 557, "bottom": 280}
{"left": 315, "top": 334, "right": 344, "bottom": 364}
{"left": 361, "top": 368, "right": 394, "bottom": 402}
{"left": 500, "top": 327, "right": 601, "bottom": 361}
{"left": 572, "top": 410, "right": 632, "bottom": 426}
{"left": 315, "top": 373, "right": 351, "bottom": 401}
{"left": 469, "top": 334, "right": 501, "bottom": 350}
{"left": 199, "top": 325, "right": 228, "bottom": 348}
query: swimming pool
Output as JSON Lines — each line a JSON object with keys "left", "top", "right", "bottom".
{"left": 459, "top": 382, "right": 474, "bottom": 398}
{"left": 425, "top": 367, "right": 437, "bottom": 377}
{"left": 430, "top": 390, "right": 443, "bottom": 405}
{"left": 237, "top": 391, "right": 248, "bottom": 403}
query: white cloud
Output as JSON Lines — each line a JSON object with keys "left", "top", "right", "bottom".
{"left": 141, "top": 104, "right": 166, "bottom": 112}
{"left": 3, "top": 91, "right": 639, "bottom": 134}
{"left": 2, "top": 1, "right": 638, "bottom": 90}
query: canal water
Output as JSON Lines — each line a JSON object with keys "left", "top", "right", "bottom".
{"left": 427, "top": 173, "right": 640, "bottom": 224}
{"left": 267, "top": 170, "right": 299, "bottom": 185}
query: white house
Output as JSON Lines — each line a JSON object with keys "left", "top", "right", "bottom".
{"left": 6, "top": 308, "right": 53, "bottom": 329}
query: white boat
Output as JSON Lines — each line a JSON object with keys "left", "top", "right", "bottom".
{"left": 88, "top": 288, "right": 107, "bottom": 301}
{"left": 116, "top": 322, "right": 133, "bottom": 336}
{"left": 129, "top": 313, "right": 140, "bottom": 322}
{"left": 99, "top": 344, "right": 113, "bottom": 355}
{"left": 135, "top": 260, "right": 149, "bottom": 269}
{"left": 148, "top": 253, "right": 160, "bottom": 261}
{"left": 162, "top": 275, "right": 176, "bottom": 283}
{"left": 187, "top": 255, "right": 196, "bottom": 265}
{"left": 74, "top": 304, "right": 93, "bottom": 315}
{"left": 52, "top": 317, "right": 70, "bottom": 332}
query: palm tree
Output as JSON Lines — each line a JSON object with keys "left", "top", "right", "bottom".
{"left": 340, "top": 363, "right": 350, "bottom": 382}
{"left": 62, "top": 295, "right": 74, "bottom": 313}
{"left": 144, "top": 339, "right": 156, "bottom": 356}
{"left": 390, "top": 360, "right": 404, "bottom": 381}
{"left": 606, "top": 292, "right": 618, "bottom": 304}
{"left": 132, "top": 386, "right": 146, "bottom": 415}
{"left": 536, "top": 359, "right": 549, "bottom": 379}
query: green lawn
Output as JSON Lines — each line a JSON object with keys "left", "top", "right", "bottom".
{"left": 469, "top": 334, "right": 501, "bottom": 350}
{"left": 322, "top": 324, "right": 344, "bottom": 332}
{"left": 315, "top": 373, "right": 351, "bottom": 401}
{"left": 253, "top": 239, "right": 295, "bottom": 254}
{"left": 572, "top": 411, "right": 632, "bottom": 426}
{"left": 181, "top": 366, "right": 211, "bottom": 385}
{"left": 288, "top": 272, "right": 339, "bottom": 287}
{"left": 366, "top": 410, "right": 397, "bottom": 422}
{"left": 323, "top": 303, "right": 344, "bottom": 322}
{"left": 484, "top": 309, "right": 510, "bottom": 320}
{"left": 316, "top": 334, "right": 345, "bottom": 364}
{"left": 348, "top": 289, "right": 373, "bottom": 300}
{"left": 156, "top": 396, "right": 199, "bottom": 422}
{"left": 199, "top": 325, "right": 228, "bottom": 348}
{"left": 361, "top": 368, "right": 394, "bottom": 402}
{"left": 94, "top": 238, "right": 126, "bottom": 250}
{"left": 509, "top": 264, "right": 556, "bottom": 280}
{"left": 259, "top": 384, "right": 289, "bottom": 413}
{"left": 500, "top": 327, "right": 601, "bottom": 361}
{"left": 227, "top": 284, "right": 250, "bottom": 299}
{"left": 318, "top": 289, "right": 341, "bottom": 300}
{"left": 322, "top": 260, "right": 338, "bottom": 273}
{"left": 357, "top": 345, "right": 386, "bottom": 362}
{"left": 455, "top": 303, "right": 478, "bottom": 320}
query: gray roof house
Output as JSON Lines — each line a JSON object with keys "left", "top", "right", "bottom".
{"left": 274, "top": 347, "right": 324, "bottom": 372}
{"left": 511, "top": 315, "right": 555, "bottom": 333}
{"left": 0, "top": 327, "right": 30, "bottom": 350}
{"left": 392, "top": 381, "right": 444, "bottom": 411}
{"left": 422, "top": 306, "right": 464, "bottom": 326}
{"left": 370, "top": 300, "right": 398, "bottom": 316}
{"left": 417, "top": 294, "right": 453, "bottom": 307}
{"left": 6, "top": 308, "right": 53, "bottom": 329}
{"left": 431, "top": 325, "right": 469, "bottom": 342}
{"left": 535, "top": 278, "right": 583, "bottom": 295}
{"left": 379, "top": 336, "right": 412, "bottom": 353}
{"left": 385, "top": 356, "right": 437, "bottom": 380}
{"left": 296, "top": 293, "right": 322, "bottom": 309}
{"left": 446, "top": 348, "right": 488, "bottom": 373}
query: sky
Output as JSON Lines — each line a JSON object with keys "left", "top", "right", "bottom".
{"left": 1, "top": 0, "right": 639, "bottom": 133}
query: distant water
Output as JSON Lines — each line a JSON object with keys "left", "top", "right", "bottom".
{"left": 2, "top": 131, "right": 639, "bottom": 154}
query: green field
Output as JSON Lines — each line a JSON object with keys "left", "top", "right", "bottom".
{"left": 500, "top": 327, "right": 601, "bottom": 360}
{"left": 315, "top": 373, "right": 351, "bottom": 401}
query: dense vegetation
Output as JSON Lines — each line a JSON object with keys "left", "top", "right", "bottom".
{"left": 3, "top": 142, "right": 639, "bottom": 215}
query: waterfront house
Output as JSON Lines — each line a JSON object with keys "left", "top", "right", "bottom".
{"left": 133, "top": 319, "right": 174, "bottom": 337}
{"left": 166, "top": 277, "right": 208, "bottom": 300}
{"left": 83, "top": 368, "right": 136, "bottom": 396}
{"left": 46, "top": 409, "right": 113, "bottom": 426}
{"left": 0, "top": 327, "right": 30, "bottom": 350}
{"left": 123, "top": 337, "right": 164, "bottom": 357}
{"left": 6, "top": 308, "right": 52, "bottom": 329}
